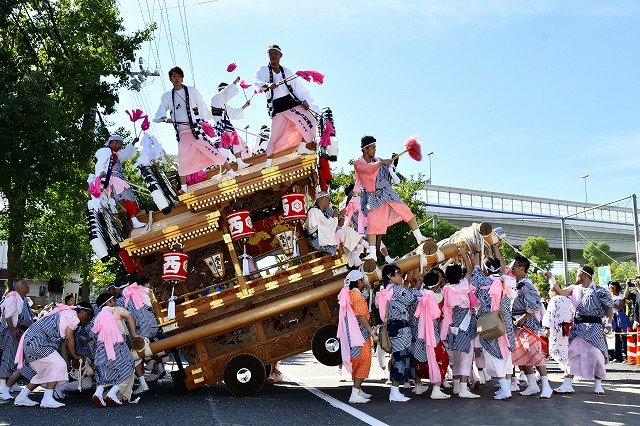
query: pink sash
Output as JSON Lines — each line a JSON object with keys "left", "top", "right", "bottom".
{"left": 375, "top": 286, "right": 394, "bottom": 322}
{"left": 415, "top": 290, "right": 442, "bottom": 382}
{"left": 0, "top": 292, "right": 21, "bottom": 328}
{"left": 486, "top": 275, "right": 515, "bottom": 357}
{"left": 92, "top": 308, "right": 125, "bottom": 360}
{"left": 440, "top": 278, "right": 473, "bottom": 340}
{"left": 337, "top": 286, "right": 364, "bottom": 373}
{"left": 123, "top": 283, "right": 151, "bottom": 310}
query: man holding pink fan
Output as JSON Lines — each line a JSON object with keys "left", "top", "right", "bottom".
{"left": 354, "top": 135, "right": 427, "bottom": 262}
{"left": 254, "top": 44, "right": 318, "bottom": 169}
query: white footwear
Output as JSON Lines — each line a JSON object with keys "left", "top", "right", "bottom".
{"left": 519, "top": 383, "right": 541, "bottom": 396}
{"left": 384, "top": 255, "right": 399, "bottom": 264}
{"left": 483, "top": 369, "right": 493, "bottom": 382}
{"left": 349, "top": 387, "right": 370, "bottom": 404}
{"left": 348, "top": 252, "right": 364, "bottom": 268}
{"left": 92, "top": 387, "right": 106, "bottom": 408}
{"left": 510, "top": 377, "right": 520, "bottom": 392}
{"left": 413, "top": 229, "right": 428, "bottom": 244}
{"left": 477, "top": 370, "right": 486, "bottom": 385}
{"left": 14, "top": 388, "right": 38, "bottom": 407}
{"left": 494, "top": 378, "right": 512, "bottom": 400}
{"left": 413, "top": 384, "right": 428, "bottom": 395}
{"left": 145, "top": 359, "right": 157, "bottom": 372}
{"left": 261, "top": 159, "right": 273, "bottom": 169}
{"left": 458, "top": 383, "right": 480, "bottom": 399}
{"left": 593, "top": 378, "right": 604, "bottom": 395}
{"left": 441, "top": 380, "right": 452, "bottom": 389}
{"left": 362, "top": 251, "right": 377, "bottom": 262}
{"left": 553, "top": 383, "right": 575, "bottom": 394}
{"left": 359, "top": 389, "right": 372, "bottom": 399}
{"left": 235, "top": 158, "right": 251, "bottom": 170}
{"left": 133, "top": 383, "right": 148, "bottom": 395}
{"left": 430, "top": 386, "right": 450, "bottom": 400}
{"left": 105, "top": 386, "right": 123, "bottom": 406}
{"left": 131, "top": 217, "right": 146, "bottom": 229}
{"left": 403, "top": 381, "right": 411, "bottom": 389}
{"left": 539, "top": 376, "right": 552, "bottom": 399}
{"left": 297, "top": 142, "right": 315, "bottom": 155}
{"left": 9, "top": 383, "right": 23, "bottom": 393}
{"left": 452, "top": 379, "right": 460, "bottom": 395}
{"left": 53, "top": 384, "right": 66, "bottom": 400}
{"left": 389, "top": 386, "right": 411, "bottom": 402}
{"left": 40, "top": 389, "right": 65, "bottom": 408}
{"left": 1, "top": 387, "right": 13, "bottom": 400}
{"left": 518, "top": 371, "right": 528, "bottom": 385}
{"left": 223, "top": 169, "right": 238, "bottom": 179}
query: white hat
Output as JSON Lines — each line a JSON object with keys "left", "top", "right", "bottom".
{"left": 344, "top": 270, "right": 364, "bottom": 286}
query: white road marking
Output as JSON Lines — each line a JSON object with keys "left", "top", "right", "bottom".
{"left": 280, "top": 368, "right": 390, "bottom": 426}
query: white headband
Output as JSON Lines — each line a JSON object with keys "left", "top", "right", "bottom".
{"left": 578, "top": 267, "right": 593, "bottom": 278}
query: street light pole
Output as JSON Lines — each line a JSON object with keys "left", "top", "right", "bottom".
{"left": 581, "top": 174, "right": 589, "bottom": 203}
{"left": 427, "top": 151, "right": 434, "bottom": 184}
{"left": 244, "top": 125, "right": 250, "bottom": 145}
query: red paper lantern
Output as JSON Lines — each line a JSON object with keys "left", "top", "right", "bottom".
{"left": 162, "top": 251, "right": 188, "bottom": 281}
{"left": 227, "top": 210, "right": 255, "bottom": 241}
{"left": 282, "top": 193, "right": 306, "bottom": 221}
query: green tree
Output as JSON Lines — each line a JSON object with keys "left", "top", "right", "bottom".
{"left": 0, "top": 1, "right": 150, "bottom": 285}
{"left": 520, "top": 237, "right": 555, "bottom": 272}
{"left": 583, "top": 242, "right": 612, "bottom": 269}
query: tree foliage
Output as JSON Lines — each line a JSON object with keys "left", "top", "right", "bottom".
{"left": 0, "top": 0, "right": 151, "bottom": 284}
{"left": 583, "top": 241, "right": 612, "bottom": 269}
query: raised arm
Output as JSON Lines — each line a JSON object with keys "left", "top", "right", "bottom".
{"left": 548, "top": 271, "right": 573, "bottom": 297}
{"left": 492, "top": 242, "right": 506, "bottom": 272}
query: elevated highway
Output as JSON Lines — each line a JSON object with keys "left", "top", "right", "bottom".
{"left": 422, "top": 185, "right": 639, "bottom": 267}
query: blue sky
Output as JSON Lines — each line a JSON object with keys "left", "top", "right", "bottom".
{"left": 113, "top": 0, "right": 640, "bottom": 206}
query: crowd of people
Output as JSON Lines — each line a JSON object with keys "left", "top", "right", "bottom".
{"left": 0, "top": 278, "right": 162, "bottom": 408}
{"left": 337, "top": 249, "right": 640, "bottom": 404}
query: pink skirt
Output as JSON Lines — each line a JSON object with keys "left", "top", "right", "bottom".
{"left": 29, "top": 352, "right": 68, "bottom": 385}
{"left": 512, "top": 329, "right": 546, "bottom": 367}
{"left": 267, "top": 106, "right": 317, "bottom": 157}
{"left": 177, "top": 131, "right": 227, "bottom": 176}
{"left": 567, "top": 337, "right": 606, "bottom": 380}
{"left": 366, "top": 202, "right": 414, "bottom": 235}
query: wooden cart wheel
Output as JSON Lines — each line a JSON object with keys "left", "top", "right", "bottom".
{"left": 223, "top": 354, "right": 266, "bottom": 396}
{"left": 311, "top": 324, "right": 342, "bottom": 366}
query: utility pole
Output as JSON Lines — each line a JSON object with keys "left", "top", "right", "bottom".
{"left": 129, "top": 57, "right": 160, "bottom": 91}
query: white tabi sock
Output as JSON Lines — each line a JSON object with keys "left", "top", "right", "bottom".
{"left": 180, "top": 184, "right": 187, "bottom": 193}
{"left": 412, "top": 229, "right": 427, "bottom": 243}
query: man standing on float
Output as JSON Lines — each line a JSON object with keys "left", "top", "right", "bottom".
{"left": 254, "top": 44, "right": 316, "bottom": 169}
{"left": 153, "top": 66, "right": 236, "bottom": 193}
{"left": 354, "top": 135, "right": 427, "bottom": 261}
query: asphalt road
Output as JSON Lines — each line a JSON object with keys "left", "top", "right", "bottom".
{"left": 1, "top": 352, "right": 639, "bottom": 426}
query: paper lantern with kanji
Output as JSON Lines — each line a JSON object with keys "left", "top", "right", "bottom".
{"left": 282, "top": 193, "right": 306, "bottom": 221}
{"left": 227, "top": 210, "right": 255, "bottom": 241}
{"left": 162, "top": 251, "right": 188, "bottom": 281}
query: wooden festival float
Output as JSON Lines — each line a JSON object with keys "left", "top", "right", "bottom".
{"left": 118, "top": 144, "right": 500, "bottom": 396}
